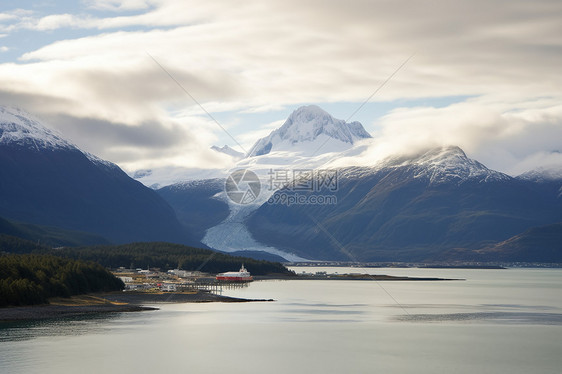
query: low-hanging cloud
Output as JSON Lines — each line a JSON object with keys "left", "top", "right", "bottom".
{"left": 329, "top": 95, "right": 562, "bottom": 175}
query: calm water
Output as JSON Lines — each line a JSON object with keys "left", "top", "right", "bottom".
{"left": 1, "top": 267, "right": 561, "bottom": 374}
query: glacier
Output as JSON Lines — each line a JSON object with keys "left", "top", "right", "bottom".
{"left": 200, "top": 105, "right": 375, "bottom": 261}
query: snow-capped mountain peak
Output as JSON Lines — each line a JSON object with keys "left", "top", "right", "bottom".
{"left": 0, "top": 106, "right": 74, "bottom": 151}
{"left": 1, "top": 106, "right": 123, "bottom": 173}
{"left": 246, "top": 105, "right": 371, "bottom": 157}
{"left": 389, "top": 146, "right": 512, "bottom": 184}
{"left": 211, "top": 144, "right": 244, "bottom": 159}
{"left": 336, "top": 146, "right": 512, "bottom": 185}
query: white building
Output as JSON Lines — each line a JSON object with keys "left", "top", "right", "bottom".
{"left": 161, "top": 283, "right": 177, "bottom": 292}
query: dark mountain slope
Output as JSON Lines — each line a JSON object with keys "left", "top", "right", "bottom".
{"left": 471, "top": 222, "right": 562, "bottom": 262}
{"left": 157, "top": 179, "right": 229, "bottom": 242}
{"left": 0, "top": 216, "right": 110, "bottom": 247}
{"left": 247, "top": 147, "right": 562, "bottom": 261}
{"left": 0, "top": 106, "right": 191, "bottom": 244}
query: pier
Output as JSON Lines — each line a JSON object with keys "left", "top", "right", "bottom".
{"left": 181, "top": 279, "right": 250, "bottom": 295}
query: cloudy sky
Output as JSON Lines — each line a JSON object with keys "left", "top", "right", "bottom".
{"left": 1, "top": 0, "right": 561, "bottom": 175}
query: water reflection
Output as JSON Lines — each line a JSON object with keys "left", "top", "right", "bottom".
{"left": 0, "top": 312, "right": 124, "bottom": 342}
{"left": 397, "top": 312, "right": 562, "bottom": 324}
{"left": 1, "top": 268, "right": 561, "bottom": 374}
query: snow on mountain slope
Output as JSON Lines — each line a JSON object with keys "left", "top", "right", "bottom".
{"left": 131, "top": 105, "right": 518, "bottom": 261}
{"left": 0, "top": 106, "right": 125, "bottom": 172}
{"left": 132, "top": 167, "right": 228, "bottom": 189}
{"left": 517, "top": 166, "right": 562, "bottom": 199}
{"left": 517, "top": 166, "right": 562, "bottom": 182}
{"left": 133, "top": 105, "right": 371, "bottom": 189}
{"left": 335, "top": 146, "right": 511, "bottom": 185}
{"left": 200, "top": 115, "right": 510, "bottom": 261}
{"left": 393, "top": 146, "right": 511, "bottom": 184}
{"left": 0, "top": 106, "right": 74, "bottom": 150}
{"left": 0, "top": 107, "right": 191, "bottom": 244}
{"left": 200, "top": 106, "right": 374, "bottom": 261}
{"left": 211, "top": 145, "right": 244, "bottom": 159}
{"left": 84, "top": 151, "right": 122, "bottom": 171}
{"left": 246, "top": 105, "right": 371, "bottom": 157}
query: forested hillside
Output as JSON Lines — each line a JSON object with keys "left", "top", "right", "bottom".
{"left": 0, "top": 254, "right": 124, "bottom": 307}
{"left": 48, "top": 242, "right": 291, "bottom": 275}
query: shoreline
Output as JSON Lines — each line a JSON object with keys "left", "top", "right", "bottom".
{"left": 0, "top": 303, "right": 157, "bottom": 322}
{"left": 100, "top": 290, "right": 274, "bottom": 304}
{"left": 0, "top": 291, "right": 273, "bottom": 322}
{"left": 0, "top": 273, "right": 460, "bottom": 322}
{"left": 255, "top": 274, "right": 463, "bottom": 281}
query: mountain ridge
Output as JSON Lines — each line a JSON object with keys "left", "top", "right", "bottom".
{"left": 4, "top": 105, "right": 561, "bottom": 263}
{"left": 245, "top": 146, "right": 562, "bottom": 261}
{"left": 0, "top": 107, "right": 74, "bottom": 150}
{"left": 363, "top": 146, "right": 512, "bottom": 184}
{"left": 0, "top": 106, "right": 192, "bottom": 245}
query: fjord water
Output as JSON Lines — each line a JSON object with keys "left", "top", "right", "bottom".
{"left": 1, "top": 268, "right": 561, "bottom": 374}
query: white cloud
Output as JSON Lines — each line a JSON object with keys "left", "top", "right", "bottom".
{"left": 329, "top": 95, "right": 562, "bottom": 175}
{"left": 33, "top": 13, "right": 91, "bottom": 31}
{"left": 0, "top": 46, "right": 8, "bottom": 52}
{"left": 0, "top": 0, "right": 561, "bottom": 173}
{"left": 84, "top": 0, "right": 155, "bottom": 12}
{"left": 0, "top": 13, "right": 18, "bottom": 22}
